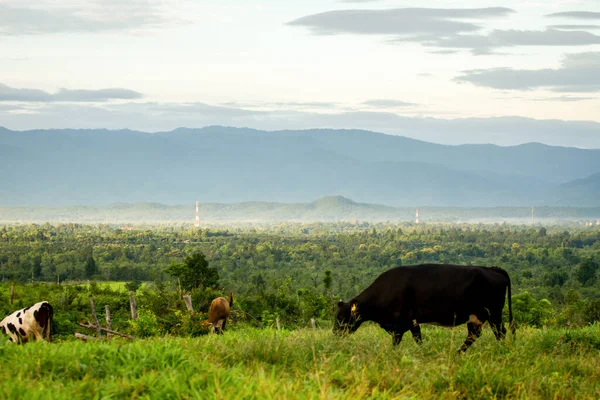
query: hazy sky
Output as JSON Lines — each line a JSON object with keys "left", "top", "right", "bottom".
{"left": 1, "top": 0, "right": 600, "bottom": 146}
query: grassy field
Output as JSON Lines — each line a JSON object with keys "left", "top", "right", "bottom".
{"left": 1, "top": 324, "right": 599, "bottom": 399}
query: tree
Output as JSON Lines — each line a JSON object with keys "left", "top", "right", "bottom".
{"left": 32, "top": 256, "right": 43, "bottom": 279}
{"left": 165, "top": 252, "right": 218, "bottom": 291}
{"left": 512, "top": 291, "right": 554, "bottom": 327}
{"left": 323, "top": 270, "right": 332, "bottom": 293}
{"left": 584, "top": 300, "right": 600, "bottom": 324}
{"left": 84, "top": 255, "right": 97, "bottom": 279}
{"left": 576, "top": 258, "right": 598, "bottom": 287}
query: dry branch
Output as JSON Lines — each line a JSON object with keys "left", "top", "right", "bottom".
{"left": 79, "top": 323, "right": 136, "bottom": 339}
{"left": 74, "top": 332, "right": 93, "bottom": 341}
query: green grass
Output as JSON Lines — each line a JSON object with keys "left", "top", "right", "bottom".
{"left": 1, "top": 324, "right": 599, "bottom": 399}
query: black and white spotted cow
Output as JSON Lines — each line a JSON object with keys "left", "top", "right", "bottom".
{"left": 1, "top": 301, "right": 54, "bottom": 343}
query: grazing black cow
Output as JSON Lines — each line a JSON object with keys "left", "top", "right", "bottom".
{"left": 334, "top": 264, "right": 514, "bottom": 352}
{"left": 1, "top": 301, "right": 54, "bottom": 344}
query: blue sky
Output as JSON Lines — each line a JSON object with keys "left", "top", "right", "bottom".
{"left": 1, "top": 0, "right": 599, "bottom": 146}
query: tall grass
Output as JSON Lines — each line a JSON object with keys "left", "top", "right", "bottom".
{"left": 1, "top": 324, "right": 599, "bottom": 399}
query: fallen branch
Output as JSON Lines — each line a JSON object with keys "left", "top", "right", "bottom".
{"left": 79, "top": 323, "right": 136, "bottom": 339}
{"left": 74, "top": 332, "right": 94, "bottom": 341}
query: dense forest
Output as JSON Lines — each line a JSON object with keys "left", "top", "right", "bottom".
{"left": 1, "top": 222, "right": 599, "bottom": 338}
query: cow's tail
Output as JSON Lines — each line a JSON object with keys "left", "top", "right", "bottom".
{"left": 506, "top": 274, "right": 515, "bottom": 338}
{"left": 228, "top": 292, "right": 234, "bottom": 308}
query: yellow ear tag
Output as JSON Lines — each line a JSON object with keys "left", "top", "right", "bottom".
{"left": 351, "top": 304, "right": 357, "bottom": 313}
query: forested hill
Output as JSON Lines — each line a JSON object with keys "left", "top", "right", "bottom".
{"left": 2, "top": 196, "right": 600, "bottom": 223}
{"left": 2, "top": 125, "right": 600, "bottom": 207}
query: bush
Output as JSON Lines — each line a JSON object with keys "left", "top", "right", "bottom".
{"left": 512, "top": 291, "right": 555, "bottom": 327}
{"left": 129, "top": 310, "right": 161, "bottom": 338}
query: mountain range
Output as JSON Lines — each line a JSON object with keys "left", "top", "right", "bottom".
{"left": 1, "top": 125, "right": 600, "bottom": 207}
{"left": 2, "top": 196, "right": 600, "bottom": 224}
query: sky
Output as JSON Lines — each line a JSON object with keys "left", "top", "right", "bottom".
{"left": 1, "top": 0, "right": 600, "bottom": 147}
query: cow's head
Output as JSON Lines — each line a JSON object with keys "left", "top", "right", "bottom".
{"left": 333, "top": 300, "right": 362, "bottom": 335}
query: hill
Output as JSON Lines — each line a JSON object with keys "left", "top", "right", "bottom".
{"left": 1, "top": 126, "right": 600, "bottom": 207}
{"left": 1, "top": 196, "right": 599, "bottom": 223}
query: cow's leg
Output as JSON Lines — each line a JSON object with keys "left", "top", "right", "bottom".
{"left": 410, "top": 320, "right": 422, "bottom": 344}
{"left": 221, "top": 319, "right": 227, "bottom": 332}
{"left": 490, "top": 313, "right": 506, "bottom": 341}
{"left": 32, "top": 328, "right": 43, "bottom": 342}
{"left": 459, "top": 320, "right": 483, "bottom": 353}
{"left": 392, "top": 330, "right": 405, "bottom": 345}
{"left": 393, "top": 322, "right": 413, "bottom": 346}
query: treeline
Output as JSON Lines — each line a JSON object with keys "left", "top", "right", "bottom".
{"left": 1, "top": 222, "right": 600, "bottom": 333}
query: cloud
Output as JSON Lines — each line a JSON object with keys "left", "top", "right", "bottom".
{"left": 362, "top": 99, "right": 418, "bottom": 107}
{"left": 549, "top": 25, "right": 600, "bottom": 30}
{"left": 0, "top": 83, "right": 143, "bottom": 102}
{"left": 134, "top": 102, "right": 264, "bottom": 117}
{"left": 287, "top": 8, "right": 514, "bottom": 37}
{"left": 546, "top": 11, "right": 600, "bottom": 19}
{"left": 289, "top": 8, "right": 600, "bottom": 55}
{"left": 0, "top": 1, "right": 173, "bottom": 35}
{"left": 425, "top": 29, "right": 600, "bottom": 55}
{"left": 428, "top": 49, "right": 459, "bottom": 54}
{"left": 223, "top": 101, "right": 339, "bottom": 109}
{"left": 531, "top": 96, "right": 597, "bottom": 102}
{"left": 455, "top": 52, "right": 600, "bottom": 92}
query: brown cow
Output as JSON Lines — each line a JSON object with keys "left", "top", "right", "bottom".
{"left": 207, "top": 293, "right": 233, "bottom": 334}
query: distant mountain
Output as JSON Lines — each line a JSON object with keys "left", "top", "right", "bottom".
{"left": 2, "top": 196, "right": 599, "bottom": 224}
{"left": 1, "top": 126, "right": 600, "bottom": 207}
{"left": 556, "top": 173, "right": 600, "bottom": 207}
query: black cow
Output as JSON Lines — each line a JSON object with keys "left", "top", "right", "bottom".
{"left": 334, "top": 264, "right": 514, "bottom": 352}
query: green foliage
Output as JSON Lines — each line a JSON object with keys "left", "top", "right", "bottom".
{"left": 84, "top": 255, "right": 97, "bottom": 279}
{"left": 575, "top": 257, "right": 598, "bottom": 286}
{"left": 323, "top": 269, "right": 332, "bottom": 293}
{"left": 584, "top": 300, "right": 600, "bottom": 324}
{"left": 1, "top": 222, "right": 600, "bottom": 330}
{"left": 128, "top": 310, "right": 161, "bottom": 338}
{"left": 512, "top": 291, "right": 554, "bottom": 327}
{"left": 124, "top": 280, "right": 142, "bottom": 292}
{"left": 169, "top": 310, "right": 209, "bottom": 337}
{"left": 165, "top": 252, "right": 218, "bottom": 291}
{"left": 557, "top": 289, "right": 586, "bottom": 327}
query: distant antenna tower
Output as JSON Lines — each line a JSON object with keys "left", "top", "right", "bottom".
{"left": 416, "top": 209, "right": 419, "bottom": 224}
{"left": 194, "top": 201, "right": 200, "bottom": 227}
{"left": 531, "top": 207, "right": 534, "bottom": 226}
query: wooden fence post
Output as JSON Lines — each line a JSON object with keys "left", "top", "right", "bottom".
{"left": 105, "top": 305, "right": 112, "bottom": 339}
{"left": 311, "top": 318, "right": 316, "bottom": 330}
{"left": 89, "top": 295, "right": 102, "bottom": 339}
{"left": 9, "top": 284, "right": 14, "bottom": 305}
{"left": 129, "top": 292, "right": 138, "bottom": 320}
{"left": 276, "top": 317, "right": 281, "bottom": 331}
{"left": 183, "top": 295, "right": 194, "bottom": 312}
